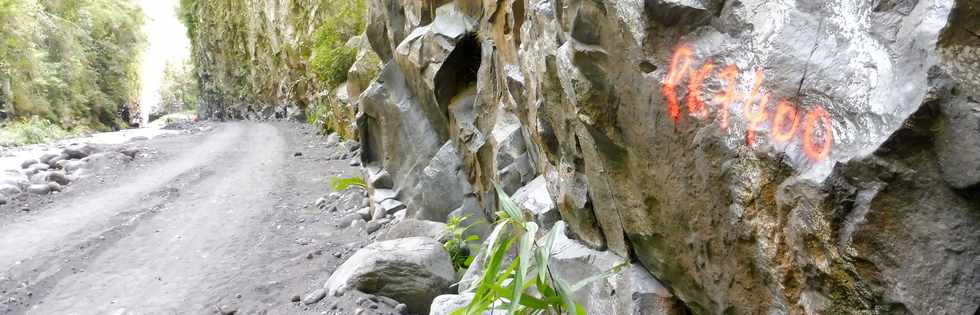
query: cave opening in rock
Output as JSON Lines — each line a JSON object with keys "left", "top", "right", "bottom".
{"left": 434, "top": 32, "right": 481, "bottom": 118}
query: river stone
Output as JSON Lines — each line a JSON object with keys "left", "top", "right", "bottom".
{"left": 27, "top": 163, "right": 50, "bottom": 173}
{"left": 356, "top": 207, "right": 372, "bottom": 221}
{"left": 47, "top": 182, "right": 62, "bottom": 192}
{"left": 45, "top": 171, "right": 70, "bottom": 186}
{"left": 326, "top": 133, "right": 340, "bottom": 147}
{"left": 38, "top": 153, "right": 60, "bottom": 165}
{"left": 63, "top": 143, "right": 99, "bottom": 159}
{"left": 302, "top": 288, "right": 327, "bottom": 305}
{"left": 0, "top": 170, "right": 28, "bottom": 187}
{"left": 0, "top": 184, "right": 22, "bottom": 198}
{"left": 58, "top": 160, "right": 86, "bottom": 174}
{"left": 29, "top": 171, "right": 48, "bottom": 184}
{"left": 20, "top": 159, "right": 39, "bottom": 169}
{"left": 26, "top": 184, "right": 51, "bottom": 195}
{"left": 323, "top": 237, "right": 455, "bottom": 314}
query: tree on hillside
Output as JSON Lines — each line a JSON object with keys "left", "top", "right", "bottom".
{"left": 157, "top": 60, "right": 199, "bottom": 117}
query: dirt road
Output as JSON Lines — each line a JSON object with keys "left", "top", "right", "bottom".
{"left": 0, "top": 122, "right": 386, "bottom": 314}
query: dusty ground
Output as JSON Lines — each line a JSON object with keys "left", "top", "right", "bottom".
{"left": 0, "top": 122, "right": 399, "bottom": 315}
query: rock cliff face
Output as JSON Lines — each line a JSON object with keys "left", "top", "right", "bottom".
{"left": 355, "top": 0, "right": 979, "bottom": 314}
{"left": 181, "top": 0, "right": 373, "bottom": 123}
{"left": 185, "top": 0, "right": 979, "bottom": 313}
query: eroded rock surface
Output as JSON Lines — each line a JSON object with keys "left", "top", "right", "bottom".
{"left": 353, "top": 0, "right": 980, "bottom": 313}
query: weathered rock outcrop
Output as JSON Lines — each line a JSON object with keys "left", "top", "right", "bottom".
{"left": 184, "top": 0, "right": 979, "bottom": 312}
{"left": 353, "top": 0, "right": 980, "bottom": 314}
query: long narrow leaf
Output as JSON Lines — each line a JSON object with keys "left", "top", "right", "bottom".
{"left": 495, "top": 183, "right": 526, "bottom": 225}
{"left": 554, "top": 277, "right": 578, "bottom": 315}
{"left": 509, "top": 222, "right": 538, "bottom": 314}
{"left": 536, "top": 221, "right": 564, "bottom": 284}
{"left": 329, "top": 176, "right": 366, "bottom": 191}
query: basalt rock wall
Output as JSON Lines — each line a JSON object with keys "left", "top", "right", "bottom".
{"left": 357, "top": 0, "right": 979, "bottom": 313}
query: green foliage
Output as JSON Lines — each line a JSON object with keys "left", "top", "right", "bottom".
{"left": 177, "top": 0, "right": 197, "bottom": 39}
{"left": 0, "top": 0, "right": 146, "bottom": 131}
{"left": 157, "top": 60, "right": 200, "bottom": 116}
{"left": 179, "top": 0, "right": 367, "bottom": 139}
{"left": 445, "top": 215, "right": 481, "bottom": 272}
{"left": 148, "top": 110, "right": 196, "bottom": 128}
{"left": 329, "top": 176, "right": 367, "bottom": 191}
{"left": 452, "top": 186, "right": 630, "bottom": 315}
{"left": 307, "top": 95, "right": 357, "bottom": 139}
{"left": 0, "top": 116, "right": 73, "bottom": 145}
{"left": 310, "top": 0, "right": 365, "bottom": 89}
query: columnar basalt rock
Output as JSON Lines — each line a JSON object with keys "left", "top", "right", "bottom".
{"left": 354, "top": 0, "right": 979, "bottom": 314}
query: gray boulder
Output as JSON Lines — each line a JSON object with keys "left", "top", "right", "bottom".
{"left": 510, "top": 176, "right": 560, "bottom": 230}
{"left": 549, "top": 226, "right": 684, "bottom": 315}
{"left": 323, "top": 237, "right": 455, "bottom": 314}
{"left": 428, "top": 293, "right": 486, "bottom": 315}
{"left": 366, "top": 166, "right": 394, "bottom": 189}
{"left": 377, "top": 199, "right": 406, "bottom": 217}
{"left": 356, "top": 207, "right": 373, "bottom": 221}
{"left": 379, "top": 219, "right": 447, "bottom": 242}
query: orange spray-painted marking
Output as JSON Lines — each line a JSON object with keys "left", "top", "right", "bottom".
{"left": 802, "top": 106, "right": 833, "bottom": 160}
{"left": 658, "top": 44, "right": 836, "bottom": 162}
{"left": 713, "top": 64, "right": 740, "bottom": 130}
{"left": 664, "top": 45, "right": 694, "bottom": 123}
{"left": 686, "top": 61, "right": 715, "bottom": 119}
{"left": 771, "top": 100, "right": 800, "bottom": 143}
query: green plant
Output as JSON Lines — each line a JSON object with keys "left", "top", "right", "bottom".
{"left": 444, "top": 215, "right": 481, "bottom": 272}
{"left": 157, "top": 60, "right": 200, "bottom": 114}
{"left": 307, "top": 96, "right": 357, "bottom": 139}
{"left": 0, "top": 116, "right": 72, "bottom": 145}
{"left": 329, "top": 176, "right": 366, "bottom": 191}
{"left": 309, "top": 0, "right": 365, "bottom": 89}
{"left": 453, "top": 185, "right": 629, "bottom": 315}
{"left": 0, "top": 0, "right": 146, "bottom": 131}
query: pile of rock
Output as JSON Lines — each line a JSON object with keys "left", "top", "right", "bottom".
{"left": 0, "top": 142, "right": 139, "bottom": 204}
{"left": 323, "top": 133, "right": 361, "bottom": 161}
